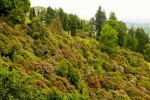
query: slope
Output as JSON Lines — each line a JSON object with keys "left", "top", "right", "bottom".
{"left": 0, "top": 20, "right": 150, "bottom": 100}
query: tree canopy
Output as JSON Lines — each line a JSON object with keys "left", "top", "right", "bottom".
{"left": 0, "top": 0, "right": 30, "bottom": 16}
{"left": 99, "top": 24, "right": 118, "bottom": 54}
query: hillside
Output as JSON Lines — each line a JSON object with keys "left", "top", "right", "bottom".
{"left": 0, "top": 20, "right": 150, "bottom": 100}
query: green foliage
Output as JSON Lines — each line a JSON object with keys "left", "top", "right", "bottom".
{"left": 135, "top": 28, "right": 149, "bottom": 53}
{"left": 143, "top": 43, "right": 150, "bottom": 62}
{"left": 109, "top": 12, "right": 117, "bottom": 20}
{"left": 104, "top": 20, "right": 128, "bottom": 47}
{"left": 7, "top": 8, "right": 26, "bottom": 25}
{"left": 47, "top": 87, "right": 64, "bottom": 100}
{"left": 95, "top": 6, "right": 107, "bottom": 39}
{"left": 0, "top": 0, "right": 30, "bottom": 25}
{"left": 45, "top": 6, "right": 56, "bottom": 25}
{"left": 49, "top": 18, "right": 63, "bottom": 34}
{"left": 0, "top": 9, "right": 150, "bottom": 99}
{"left": 99, "top": 24, "right": 119, "bottom": 54}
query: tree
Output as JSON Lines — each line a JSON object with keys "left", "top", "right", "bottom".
{"left": 126, "top": 27, "right": 138, "bottom": 51}
{"left": 0, "top": 0, "right": 30, "bottom": 16}
{"left": 143, "top": 43, "right": 150, "bottom": 62}
{"left": 68, "top": 14, "right": 77, "bottom": 36}
{"left": 99, "top": 24, "right": 118, "bottom": 54}
{"left": 32, "top": 7, "right": 36, "bottom": 17}
{"left": 109, "top": 12, "right": 117, "bottom": 20}
{"left": 45, "top": 6, "right": 56, "bottom": 25}
{"left": 49, "top": 18, "right": 63, "bottom": 34}
{"left": 8, "top": 8, "right": 26, "bottom": 25}
{"left": 135, "top": 28, "right": 149, "bottom": 53}
{"left": 29, "top": 7, "right": 36, "bottom": 20}
{"left": 63, "top": 13, "right": 69, "bottom": 31}
{"left": 34, "top": 6, "right": 47, "bottom": 21}
{"left": 95, "top": 6, "right": 106, "bottom": 39}
{"left": 0, "top": 0, "right": 30, "bottom": 25}
{"left": 104, "top": 20, "right": 127, "bottom": 47}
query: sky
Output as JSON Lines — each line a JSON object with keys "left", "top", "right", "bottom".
{"left": 31, "top": 0, "right": 150, "bottom": 23}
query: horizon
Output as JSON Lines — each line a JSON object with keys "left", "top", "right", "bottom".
{"left": 31, "top": 0, "right": 150, "bottom": 23}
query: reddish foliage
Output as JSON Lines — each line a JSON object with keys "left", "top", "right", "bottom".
{"left": 123, "top": 66, "right": 130, "bottom": 74}
{"left": 62, "top": 49, "right": 71, "bottom": 58}
{"left": 93, "top": 80, "right": 99, "bottom": 89}
{"left": 43, "top": 80, "right": 53, "bottom": 87}
{"left": 135, "top": 75, "right": 142, "bottom": 80}
{"left": 99, "top": 77, "right": 110, "bottom": 90}
{"left": 86, "top": 76, "right": 100, "bottom": 89}
{"left": 37, "top": 81, "right": 44, "bottom": 88}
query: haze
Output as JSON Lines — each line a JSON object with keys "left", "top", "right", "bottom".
{"left": 31, "top": 0, "right": 150, "bottom": 23}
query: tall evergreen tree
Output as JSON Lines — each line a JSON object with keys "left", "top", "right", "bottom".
{"left": 32, "top": 7, "right": 36, "bottom": 17}
{"left": 29, "top": 7, "right": 33, "bottom": 20}
{"left": 63, "top": 13, "right": 69, "bottom": 32}
{"left": 143, "top": 43, "right": 150, "bottom": 62}
{"left": 69, "top": 14, "right": 77, "bottom": 36}
{"left": 45, "top": 6, "right": 56, "bottom": 25}
{"left": 95, "top": 6, "right": 106, "bottom": 39}
{"left": 135, "top": 28, "right": 149, "bottom": 53}
{"left": 126, "top": 27, "right": 138, "bottom": 51}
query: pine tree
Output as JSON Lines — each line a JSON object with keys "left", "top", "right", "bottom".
{"left": 95, "top": 6, "right": 106, "bottom": 39}
{"left": 135, "top": 28, "right": 149, "bottom": 53}
{"left": 33, "top": 7, "right": 36, "bottom": 17}
{"left": 69, "top": 14, "right": 77, "bottom": 36}
{"left": 29, "top": 7, "right": 33, "bottom": 20}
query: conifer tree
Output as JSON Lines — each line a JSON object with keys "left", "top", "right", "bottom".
{"left": 135, "top": 28, "right": 149, "bottom": 53}
{"left": 95, "top": 6, "right": 106, "bottom": 39}
{"left": 33, "top": 7, "right": 36, "bottom": 17}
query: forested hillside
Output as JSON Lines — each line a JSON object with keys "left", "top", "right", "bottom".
{"left": 0, "top": 0, "right": 150, "bottom": 100}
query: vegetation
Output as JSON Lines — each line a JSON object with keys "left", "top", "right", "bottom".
{"left": 0, "top": 1, "right": 150, "bottom": 100}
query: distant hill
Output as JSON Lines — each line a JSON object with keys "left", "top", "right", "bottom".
{"left": 126, "top": 22, "right": 150, "bottom": 35}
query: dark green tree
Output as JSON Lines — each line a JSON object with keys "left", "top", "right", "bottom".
{"left": 57, "top": 8, "right": 64, "bottom": 26}
{"left": 143, "top": 43, "right": 150, "bottom": 62}
{"left": 109, "top": 12, "right": 117, "bottom": 20}
{"left": 29, "top": 7, "right": 33, "bottom": 20}
{"left": 68, "top": 14, "right": 77, "bottom": 36}
{"left": 135, "top": 28, "right": 149, "bottom": 53}
{"left": 32, "top": 7, "right": 36, "bottom": 17}
{"left": 63, "top": 13, "right": 69, "bottom": 32}
{"left": 0, "top": 0, "right": 30, "bottom": 16}
{"left": 126, "top": 27, "right": 138, "bottom": 51}
{"left": 0, "top": 0, "right": 30, "bottom": 24}
{"left": 45, "top": 6, "right": 56, "bottom": 25}
{"left": 95, "top": 6, "right": 106, "bottom": 39}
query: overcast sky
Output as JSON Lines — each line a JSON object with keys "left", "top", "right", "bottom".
{"left": 31, "top": 0, "right": 150, "bottom": 23}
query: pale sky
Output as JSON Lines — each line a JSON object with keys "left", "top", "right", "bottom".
{"left": 31, "top": 0, "right": 150, "bottom": 23}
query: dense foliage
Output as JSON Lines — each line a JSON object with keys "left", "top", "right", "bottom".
{"left": 0, "top": 2, "right": 150, "bottom": 100}
{"left": 0, "top": 0, "right": 30, "bottom": 24}
{"left": 0, "top": 19, "right": 150, "bottom": 99}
